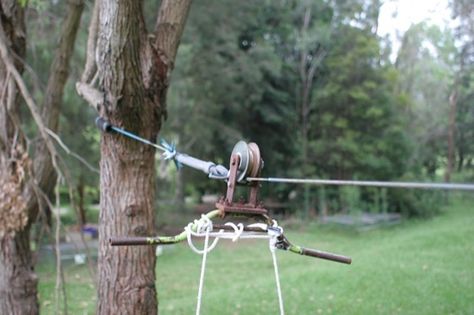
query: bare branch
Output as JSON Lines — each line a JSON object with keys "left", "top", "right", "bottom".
{"left": 53, "top": 177, "right": 68, "bottom": 315}
{"left": 58, "top": 157, "right": 97, "bottom": 283}
{"left": 45, "top": 128, "right": 99, "bottom": 174}
{"left": 0, "top": 25, "right": 60, "bottom": 173}
{"left": 41, "top": 0, "right": 84, "bottom": 130}
{"left": 299, "top": 6, "right": 312, "bottom": 82}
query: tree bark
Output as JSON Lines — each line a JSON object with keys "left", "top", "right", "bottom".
{"left": 94, "top": 1, "right": 191, "bottom": 314}
{"left": 0, "top": 1, "right": 84, "bottom": 313}
{"left": 0, "top": 2, "right": 37, "bottom": 314}
{"left": 0, "top": 230, "right": 38, "bottom": 315}
{"left": 78, "top": 174, "right": 87, "bottom": 226}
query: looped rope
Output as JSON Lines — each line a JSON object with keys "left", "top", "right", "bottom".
{"left": 185, "top": 215, "right": 220, "bottom": 255}
{"left": 224, "top": 222, "right": 244, "bottom": 242}
{"left": 187, "top": 217, "right": 285, "bottom": 315}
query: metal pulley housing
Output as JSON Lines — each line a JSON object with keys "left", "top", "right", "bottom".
{"left": 230, "top": 141, "right": 264, "bottom": 183}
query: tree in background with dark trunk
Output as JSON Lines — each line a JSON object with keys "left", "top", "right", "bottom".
{"left": 0, "top": 0, "right": 84, "bottom": 313}
{"left": 451, "top": 0, "right": 474, "bottom": 173}
{"left": 76, "top": 0, "right": 192, "bottom": 313}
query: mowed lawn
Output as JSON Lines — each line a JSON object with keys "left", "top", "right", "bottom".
{"left": 38, "top": 195, "right": 474, "bottom": 314}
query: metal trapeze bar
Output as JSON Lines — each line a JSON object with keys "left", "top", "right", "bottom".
{"left": 109, "top": 210, "right": 352, "bottom": 264}
{"left": 246, "top": 177, "right": 474, "bottom": 191}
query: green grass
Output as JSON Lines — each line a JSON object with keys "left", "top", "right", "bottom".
{"left": 38, "top": 195, "right": 474, "bottom": 314}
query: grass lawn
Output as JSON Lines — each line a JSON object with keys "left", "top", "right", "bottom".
{"left": 38, "top": 194, "right": 474, "bottom": 314}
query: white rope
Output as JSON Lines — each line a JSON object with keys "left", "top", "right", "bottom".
{"left": 185, "top": 215, "right": 221, "bottom": 254}
{"left": 186, "top": 217, "right": 285, "bottom": 315}
{"left": 224, "top": 222, "right": 244, "bottom": 241}
{"left": 268, "top": 225, "right": 285, "bottom": 315}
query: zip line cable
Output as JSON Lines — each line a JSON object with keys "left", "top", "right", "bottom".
{"left": 246, "top": 177, "right": 474, "bottom": 191}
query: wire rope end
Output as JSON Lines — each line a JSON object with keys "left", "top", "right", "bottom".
{"left": 95, "top": 117, "right": 112, "bottom": 132}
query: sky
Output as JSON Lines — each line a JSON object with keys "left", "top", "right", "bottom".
{"left": 378, "top": 0, "right": 453, "bottom": 58}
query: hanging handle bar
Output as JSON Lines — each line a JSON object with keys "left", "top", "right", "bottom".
{"left": 298, "top": 247, "right": 352, "bottom": 264}
{"left": 110, "top": 237, "right": 176, "bottom": 246}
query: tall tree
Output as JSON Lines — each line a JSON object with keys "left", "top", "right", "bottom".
{"left": 0, "top": 0, "right": 84, "bottom": 313}
{"left": 451, "top": 0, "right": 474, "bottom": 171}
{"left": 77, "top": 0, "right": 192, "bottom": 313}
{"left": 312, "top": 9, "right": 409, "bottom": 181}
{"left": 396, "top": 23, "right": 456, "bottom": 176}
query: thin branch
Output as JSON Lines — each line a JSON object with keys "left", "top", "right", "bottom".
{"left": 30, "top": 152, "right": 98, "bottom": 286}
{"left": 58, "top": 159, "right": 97, "bottom": 282}
{"left": 41, "top": 0, "right": 84, "bottom": 130}
{"left": 45, "top": 128, "right": 99, "bottom": 174}
{"left": 54, "top": 176, "right": 68, "bottom": 315}
{"left": 0, "top": 24, "right": 61, "bottom": 175}
{"left": 299, "top": 6, "right": 312, "bottom": 82}
{"left": 10, "top": 49, "right": 45, "bottom": 93}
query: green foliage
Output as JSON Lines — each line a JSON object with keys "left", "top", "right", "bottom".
{"left": 18, "top": 0, "right": 48, "bottom": 11}
{"left": 19, "top": 0, "right": 468, "bottom": 218}
{"left": 155, "top": 0, "right": 464, "bottom": 217}
{"left": 307, "top": 17, "right": 412, "bottom": 184}
{"left": 396, "top": 23, "right": 456, "bottom": 175}
{"left": 340, "top": 186, "right": 362, "bottom": 214}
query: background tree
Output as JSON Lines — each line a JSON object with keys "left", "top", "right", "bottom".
{"left": 160, "top": 0, "right": 443, "bottom": 216}
{"left": 396, "top": 23, "right": 456, "bottom": 177}
{"left": 0, "top": 0, "right": 84, "bottom": 313}
{"left": 451, "top": 0, "right": 474, "bottom": 173}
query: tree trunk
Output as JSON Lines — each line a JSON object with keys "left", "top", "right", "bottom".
{"left": 298, "top": 6, "right": 325, "bottom": 218}
{"left": 0, "top": 2, "right": 38, "bottom": 313}
{"left": 457, "top": 150, "right": 464, "bottom": 172}
{"left": 95, "top": 1, "right": 191, "bottom": 313}
{"left": 77, "top": 174, "right": 87, "bottom": 226}
{"left": 445, "top": 90, "right": 457, "bottom": 182}
{"left": 0, "top": 1, "right": 84, "bottom": 313}
{"left": 0, "top": 229, "right": 39, "bottom": 315}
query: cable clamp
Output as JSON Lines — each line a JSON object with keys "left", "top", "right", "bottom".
{"left": 160, "top": 139, "right": 183, "bottom": 169}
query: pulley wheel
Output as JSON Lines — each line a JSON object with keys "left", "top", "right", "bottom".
{"left": 231, "top": 141, "right": 250, "bottom": 183}
{"left": 247, "top": 142, "right": 262, "bottom": 178}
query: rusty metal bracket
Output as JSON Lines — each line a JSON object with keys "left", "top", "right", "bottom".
{"left": 216, "top": 149, "right": 268, "bottom": 218}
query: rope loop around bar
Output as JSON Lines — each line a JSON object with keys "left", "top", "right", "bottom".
{"left": 187, "top": 217, "right": 285, "bottom": 315}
